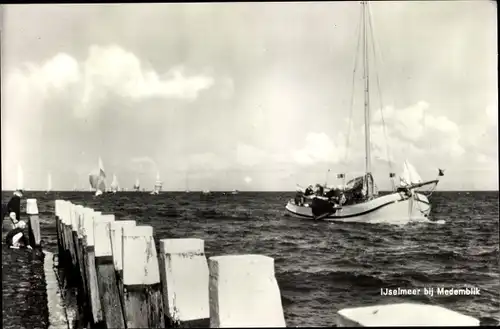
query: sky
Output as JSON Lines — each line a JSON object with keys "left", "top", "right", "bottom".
{"left": 1, "top": 1, "right": 497, "bottom": 191}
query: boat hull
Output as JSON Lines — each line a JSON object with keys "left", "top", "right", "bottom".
{"left": 285, "top": 192, "right": 431, "bottom": 224}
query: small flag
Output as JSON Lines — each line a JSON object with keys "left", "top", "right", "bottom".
{"left": 438, "top": 168, "right": 445, "bottom": 176}
{"left": 337, "top": 173, "right": 345, "bottom": 179}
{"left": 389, "top": 172, "right": 396, "bottom": 178}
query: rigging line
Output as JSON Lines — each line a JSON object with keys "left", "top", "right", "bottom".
{"left": 367, "top": 3, "right": 394, "bottom": 175}
{"left": 344, "top": 3, "right": 364, "bottom": 165}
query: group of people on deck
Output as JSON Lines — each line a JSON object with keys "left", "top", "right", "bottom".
{"left": 294, "top": 175, "right": 371, "bottom": 208}
{"left": 2, "top": 190, "right": 31, "bottom": 249}
{"left": 295, "top": 184, "right": 347, "bottom": 207}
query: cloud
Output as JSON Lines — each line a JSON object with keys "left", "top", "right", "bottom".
{"left": 485, "top": 102, "right": 497, "bottom": 126}
{"left": 236, "top": 143, "right": 268, "bottom": 167}
{"left": 4, "top": 44, "right": 217, "bottom": 119}
{"left": 130, "top": 156, "right": 157, "bottom": 173}
{"left": 292, "top": 132, "right": 346, "bottom": 166}
{"left": 370, "top": 101, "right": 465, "bottom": 161}
{"left": 244, "top": 176, "right": 252, "bottom": 184}
{"left": 186, "top": 152, "right": 229, "bottom": 172}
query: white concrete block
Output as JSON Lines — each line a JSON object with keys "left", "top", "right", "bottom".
{"left": 70, "top": 204, "right": 79, "bottom": 232}
{"left": 65, "top": 201, "right": 73, "bottom": 226}
{"left": 82, "top": 209, "right": 95, "bottom": 247}
{"left": 337, "top": 303, "right": 480, "bottom": 327}
{"left": 78, "top": 208, "right": 92, "bottom": 238}
{"left": 122, "top": 225, "right": 160, "bottom": 286}
{"left": 61, "top": 201, "right": 69, "bottom": 225}
{"left": 74, "top": 205, "right": 84, "bottom": 237}
{"left": 94, "top": 213, "right": 116, "bottom": 258}
{"left": 109, "top": 220, "right": 136, "bottom": 271}
{"left": 26, "top": 199, "right": 39, "bottom": 215}
{"left": 160, "top": 238, "right": 209, "bottom": 322}
{"left": 208, "top": 255, "right": 286, "bottom": 328}
{"left": 55, "top": 200, "right": 62, "bottom": 218}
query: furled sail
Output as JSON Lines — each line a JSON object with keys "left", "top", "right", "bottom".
{"left": 399, "top": 160, "right": 423, "bottom": 187}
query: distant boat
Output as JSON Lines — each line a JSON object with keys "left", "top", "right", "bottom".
{"left": 285, "top": 2, "right": 442, "bottom": 222}
{"left": 185, "top": 174, "right": 190, "bottom": 193}
{"left": 110, "top": 174, "right": 119, "bottom": 194}
{"left": 17, "top": 164, "right": 24, "bottom": 191}
{"left": 133, "top": 178, "right": 140, "bottom": 192}
{"left": 89, "top": 157, "right": 107, "bottom": 197}
{"left": 231, "top": 189, "right": 239, "bottom": 195}
{"left": 151, "top": 172, "right": 162, "bottom": 195}
{"left": 46, "top": 173, "right": 52, "bottom": 194}
{"left": 201, "top": 189, "right": 211, "bottom": 195}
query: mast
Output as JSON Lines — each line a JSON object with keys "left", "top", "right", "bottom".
{"left": 362, "top": 1, "right": 373, "bottom": 197}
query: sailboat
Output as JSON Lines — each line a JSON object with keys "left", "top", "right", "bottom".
{"left": 185, "top": 174, "right": 190, "bottom": 193}
{"left": 285, "top": 1, "right": 443, "bottom": 223}
{"left": 89, "top": 157, "right": 107, "bottom": 197}
{"left": 231, "top": 189, "right": 239, "bottom": 195}
{"left": 110, "top": 174, "right": 119, "bottom": 194}
{"left": 133, "top": 178, "right": 140, "bottom": 192}
{"left": 46, "top": 173, "right": 52, "bottom": 194}
{"left": 150, "top": 172, "right": 162, "bottom": 195}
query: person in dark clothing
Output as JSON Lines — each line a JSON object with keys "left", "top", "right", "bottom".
{"left": 304, "top": 185, "right": 314, "bottom": 196}
{"left": 3, "top": 190, "right": 23, "bottom": 222}
{"left": 5, "top": 212, "right": 31, "bottom": 249}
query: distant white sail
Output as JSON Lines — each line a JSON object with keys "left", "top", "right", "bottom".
{"left": 47, "top": 173, "right": 52, "bottom": 192}
{"left": 133, "top": 178, "right": 140, "bottom": 191}
{"left": 151, "top": 171, "right": 162, "bottom": 195}
{"left": 89, "top": 157, "right": 107, "bottom": 196}
{"left": 399, "top": 160, "right": 423, "bottom": 187}
{"left": 17, "top": 164, "right": 24, "bottom": 191}
{"left": 110, "top": 174, "right": 119, "bottom": 192}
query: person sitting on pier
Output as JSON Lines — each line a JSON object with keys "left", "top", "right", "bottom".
{"left": 5, "top": 212, "right": 31, "bottom": 249}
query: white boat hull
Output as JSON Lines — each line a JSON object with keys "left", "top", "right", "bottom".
{"left": 285, "top": 192, "right": 431, "bottom": 224}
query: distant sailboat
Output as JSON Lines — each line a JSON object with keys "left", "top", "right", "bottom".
{"left": 201, "top": 189, "right": 211, "bottom": 195}
{"left": 89, "top": 157, "right": 107, "bottom": 197}
{"left": 133, "top": 178, "right": 140, "bottom": 192}
{"left": 46, "top": 173, "right": 52, "bottom": 193}
{"left": 151, "top": 172, "right": 162, "bottom": 195}
{"left": 110, "top": 174, "right": 119, "bottom": 193}
{"left": 17, "top": 164, "right": 24, "bottom": 191}
{"left": 231, "top": 189, "right": 239, "bottom": 195}
{"left": 185, "top": 174, "right": 190, "bottom": 193}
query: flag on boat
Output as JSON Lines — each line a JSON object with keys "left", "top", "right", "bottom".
{"left": 337, "top": 173, "right": 345, "bottom": 179}
{"left": 438, "top": 168, "right": 445, "bottom": 176}
{"left": 389, "top": 172, "right": 396, "bottom": 178}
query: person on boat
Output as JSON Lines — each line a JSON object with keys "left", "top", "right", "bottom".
{"left": 2, "top": 190, "right": 23, "bottom": 224}
{"left": 304, "top": 185, "right": 314, "bottom": 196}
{"left": 5, "top": 212, "right": 31, "bottom": 249}
{"left": 314, "top": 184, "right": 324, "bottom": 196}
